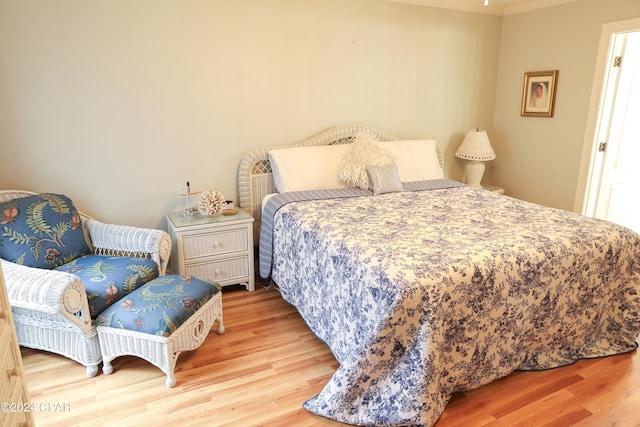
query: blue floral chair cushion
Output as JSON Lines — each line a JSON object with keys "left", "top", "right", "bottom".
{"left": 56, "top": 254, "right": 159, "bottom": 319}
{"left": 0, "top": 193, "right": 92, "bottom": 269}
{"left": 96, "top": 275, "right": 221, "bottom": 336}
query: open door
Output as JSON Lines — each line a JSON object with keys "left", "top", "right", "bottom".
{"left": 582, "top": 29, "right": 640, "bottom": 234}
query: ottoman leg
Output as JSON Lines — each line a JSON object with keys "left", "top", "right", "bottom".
{"left": 214, "top": 298, "right": 225, "bottom": 334}
{"left": 86, "top": 364, "right": 99, "bottom": 378}
{"left": 102, "top": 358, "right": 114, "bottom": 375}
{"left": 162, "top": 343, "right": 180, "bottom": 388}
{"left": 166, "top": 373, "right": 176, "bottom": 388}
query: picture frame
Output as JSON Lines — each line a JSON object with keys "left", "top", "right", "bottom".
{"left": 521, "top": 70, "right": 559, "bottom": 117}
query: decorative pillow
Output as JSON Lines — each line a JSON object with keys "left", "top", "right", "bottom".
{"left": 380, "top": 139, "right": 443, "bottom": 182}
{"left": 56, "top": 254, "right": 159, "bottom": 319}
{"left": 268, "top": 144, "right": 352, "bottom": 192}
{"left": 367, "top": 164, "right": 404, "bottom": 195}
{"left": 0, "top": 193, "right": 92, "bottom": 269}
{"left": 96, "top": 275, "right": 221, "bottom": 336}
{"left": 338, "top": 133, "right": 397, "bottom": 190}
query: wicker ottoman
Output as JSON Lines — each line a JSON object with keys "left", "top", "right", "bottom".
{"left": 96, "top": 275, "right": 224, "bottom": 387}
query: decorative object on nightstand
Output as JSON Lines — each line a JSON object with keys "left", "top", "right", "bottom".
{"left": 198, "top": 189, "right": 225, "bottom": 216}
{"left": 221, "top": 200, "right": 237, "bottom": 216}
{"left": 178, "top": 182, "right": 201, "bottom": 220}
{"left": 166, "top": 209, "right": 255, "bottom": 291}
{"left": 455, "top": 129, "right": 496, "bottom": 188}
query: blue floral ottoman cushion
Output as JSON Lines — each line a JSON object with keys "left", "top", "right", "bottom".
{"left": 56, "top": 254, "right": 159, "bottom": 318}
{"left": 96, "top": 275, "right": 221, "bottom": 336}
{"left": 0, "top": 193, "right": 92, "bottom": 269}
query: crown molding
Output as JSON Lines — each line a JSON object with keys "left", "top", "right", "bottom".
{"left": 382, "top": 0, "right": 576, "bottom": 16}
{"left": 503, "top": 0, "right": 576, "bottom": 15}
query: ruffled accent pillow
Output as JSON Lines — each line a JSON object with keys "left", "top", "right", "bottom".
{"left": 367, "top": 164, "right": 404, "bottom": 195}
{"left": 338, "top": 133, "right": 396, "bottom": 190}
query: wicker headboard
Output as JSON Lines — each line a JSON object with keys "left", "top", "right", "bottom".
{"left": 238, "top": 124, "right": 445, "bottom": 238}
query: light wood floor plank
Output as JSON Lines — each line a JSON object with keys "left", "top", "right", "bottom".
{"left": 21, "top": 283, "right": 640, "bottom": 426}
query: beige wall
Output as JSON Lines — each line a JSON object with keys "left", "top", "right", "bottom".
{"left": 492, "top": 0, "right": 640, "bottom": 211}
{"left": 0, "top": 0, "right": 501, "bottom": 229}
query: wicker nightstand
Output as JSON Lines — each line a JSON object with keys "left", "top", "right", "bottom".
{"left": 166, "top": 209, "right": 255, "bottom": 291}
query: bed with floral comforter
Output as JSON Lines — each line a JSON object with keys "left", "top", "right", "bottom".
{"left": 259, "top": 179, "right": 640, "bottom": 427}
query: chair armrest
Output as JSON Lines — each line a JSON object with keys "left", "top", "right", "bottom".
{"left": 83, "top": 218, "right": 172, "bottom": 275}
{"left": 1, "top": 259, "right": 91, "bottom": 324}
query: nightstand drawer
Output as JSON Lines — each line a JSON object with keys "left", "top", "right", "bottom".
{"left": 182, "top": 228, "right": 248, "bottom": 259}
{"left": 184, "top": 256, "right": 250, "bottom": 284}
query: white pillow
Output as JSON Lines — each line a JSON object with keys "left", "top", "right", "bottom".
{"left": 268, "top": 144, "right": 351, "bottom": 193}
{"left": 380, "top": 139, "right": 443, "bottom": 182}
{"left": 338, "top": 134, "right": 396, "bottom": 190}
{"left": 267, "top": 138, "right": 442, "bottom": 192}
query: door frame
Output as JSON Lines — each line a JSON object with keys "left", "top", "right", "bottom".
{"left": 574, "top": 17, "right": 640, "bottom": 215}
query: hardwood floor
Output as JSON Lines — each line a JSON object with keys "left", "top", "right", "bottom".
{"left": 21, "top": 281, "right": 640, "bottom": 427}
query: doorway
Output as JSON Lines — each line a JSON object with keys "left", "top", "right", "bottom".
{"left": 576, "top": 18, "right": 640, "bottom": 234}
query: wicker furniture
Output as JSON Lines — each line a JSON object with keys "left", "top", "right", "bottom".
{"left": 97, "top": 275, "right": 224, "bottom": 387}
{"left": 0, "top": 190, "right": 172, "bottom": 378}
{"left": 166, "top": 210, "right": 255, "bottom": 291}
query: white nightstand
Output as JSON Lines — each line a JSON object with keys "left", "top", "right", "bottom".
{"left": 482, "top": 184, "right": 505, "bottom": 194}
{"left": 166, "top": 209, "right": 255, "bottom": 291}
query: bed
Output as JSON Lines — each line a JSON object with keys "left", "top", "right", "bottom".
{"left": 238, "top": 124, "right": 640, "bottom": 426}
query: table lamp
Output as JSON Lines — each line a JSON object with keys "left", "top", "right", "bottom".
{"left": 455, "top": 129, "right": 495, "bottom": 188}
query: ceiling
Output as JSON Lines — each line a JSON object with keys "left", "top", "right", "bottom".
{"left": 383, "top": 0, "right": 577, "bottom": 16}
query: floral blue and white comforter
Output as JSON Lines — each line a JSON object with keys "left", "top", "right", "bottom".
{"left": 260, "top": 180, "right": 640, "bottom": 427}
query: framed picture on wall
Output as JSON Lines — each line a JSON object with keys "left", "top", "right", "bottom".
{"left": 521, "top": 70, "right": 559, "bottom": 117}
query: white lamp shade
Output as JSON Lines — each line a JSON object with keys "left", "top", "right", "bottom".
{"left": 455, "top": 129, "right": 495, "bottom": 161}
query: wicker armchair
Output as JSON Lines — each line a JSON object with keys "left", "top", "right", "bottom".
{"left": 0, "top": 190, "right": 172, "bottom": 377}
